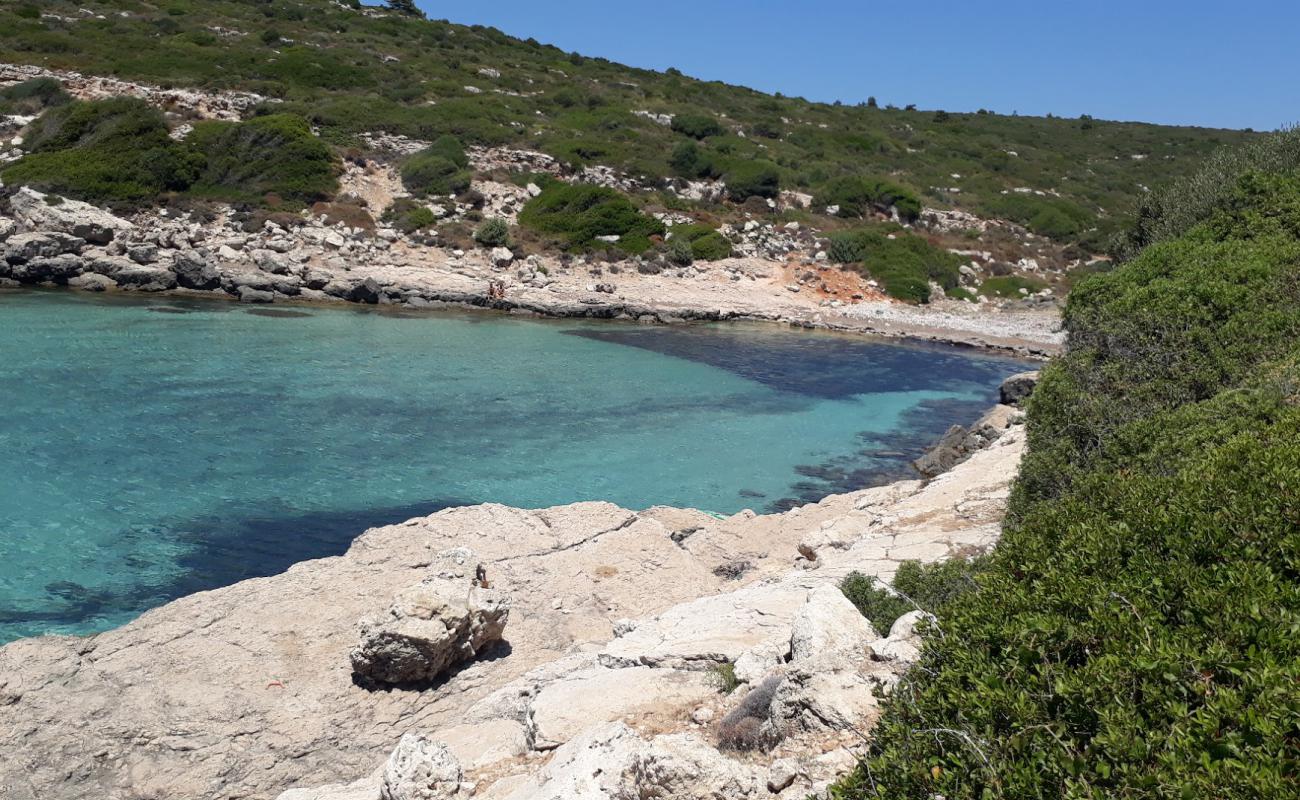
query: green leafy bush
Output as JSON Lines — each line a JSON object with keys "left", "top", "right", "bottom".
{"left": 186, "top": 114, "right": 337, "bottom": 205}
{"left": 816, "top": 175, "right": 922, "bottom": 221}
{"left": 983, "top": 193, "right": 1094, "bottom": 241}
{"left": 2, "top": 97, "right": 200, "bottom": 206}
{"left": 979, "top": 274, "right": 1047, "bottom": 298}
{"left": 382, "top": 198, "right": 436, "bottom": 233}
{"left": 670, "top": 113, "right": 724, "bottom": 140}
{"left": 840, "top": 558, "right": 985, "bottom": 632}
{"left": 669, "top": 141, "right": 720, "bottom": 180}
{"left": 670, "top": 223, "right": 733, "bottom": 261}
{"left": 401, "top": 136, "right": 472, "bottom": 197}
{"left": 724, "top": 160, "right": 781, "bottom": 201}
{"left": 833, "top": 150, "right": 1300, "bottom": 800}
{"left": 666, "top": 236, "right": 694, "bottom": 266}
{"left": 518, "top": 182, "right": 664, "bottom": 253}
{"left": 474, "top": 216, "right": 510, "bottom": 247}
{"left": 0, "top": 77, "right": 70, "bottom": 115}
{"left": 827, "top": 227, "right": 963, "bottom": 303}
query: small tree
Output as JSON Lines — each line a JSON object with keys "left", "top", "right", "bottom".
{"left": 666, "top": 236, "right": 694, "bottom": 266}
{"left": 867, "top": 96, "right": 878, "bottom": 108}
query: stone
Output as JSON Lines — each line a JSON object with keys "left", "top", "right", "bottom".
{"left": 789, "top": 585, "right": 878, "bottom": 669}
{"left": 9, "top": 254, "right": 85, "bottom": 283}
{"left": 764, "top": 663, "right": 886, "bottom": 736}
{"left": 616, "top": 732, "right": 764, "bottom": 800}
{"left": 767, "top": 760, "right": 798, "bottom": 793}
{"left": 127, "top": 244, "right": 159, "bottom": 265}
{"left": 350, "top": 277, "right": 381, "bottom": 304}
{"left": 350, "top": 548, "right": 509, "bottom": 686}
{"left": 9, "top": 187, "right": 133, "bottom": 244}
{"left": 239, "top": 287, "right": 275, "bottom": 303}
{"left": 3, "top": 232, "right": 84, "bottom": 263}
{"left": 114, "top": 265, "right": 177, "bottom": 291}
{"left": 498, "top": 723, "right": 640, "bottom": 800}
{"left": 0, "top": 218, "right": 16, "bottom": 242}
{"left": 67, "top": 273, "right": 116, "bottom": 292}
{"left": 527, "top": 666, "right": 714, "bottom": 750}
{"left": 380, "top": 733, "right": 462, "bottom": 800}
{"left": 172, "top": 251, "right": 222, "bottom": 290}
{"left": 869, "top": 610, "right": 934, "bottom": 664}
{"left": 490, "top": 247, "right": 514, "bottom": 268}
{"left": 436, "top": 720, "right": 528, "bottom": 770}
{"left": 999, "top": 371, "right": 1040, "bottom": 408}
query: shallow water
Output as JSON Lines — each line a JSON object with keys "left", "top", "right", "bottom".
{"left": 0, "top": 290, "right": 1028, "bottom": 643}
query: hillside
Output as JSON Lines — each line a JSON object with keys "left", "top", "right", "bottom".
{"left": 0, "top": 0, "right": 1254, "bottom": 252}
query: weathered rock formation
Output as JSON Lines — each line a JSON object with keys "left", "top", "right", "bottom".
{"left": 350, "top": 548, "right": 509, "bottom": 686}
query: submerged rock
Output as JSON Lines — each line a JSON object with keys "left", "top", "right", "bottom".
{"left": 350, "top": 548, "right": 510, "bottom": 685}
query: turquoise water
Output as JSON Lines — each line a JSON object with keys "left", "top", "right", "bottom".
{"left": 0, "top": 289, "right": 1027, "bottom": 643}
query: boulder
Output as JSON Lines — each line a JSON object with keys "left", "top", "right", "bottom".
{"left": 764, "top": 663, "right": 887, "bottom": 736}
{"left": 789, "top": 585, "right": 878, "bottom": 669}
{"left": 3, "top": 232, "right": 84, "bottom": 264}
{"left": 10, "top": 254, "right": 85, "bottom": 283}
{"left": 349, "top": 277, "right": 381, "bottom": 304}
{"left": 380, "top": 733, "right": 462, "bottom": 800}
{"left": 172, "top": 251, "right": 222, "bottom": 290}
{"left": 498, "top": 723, "right": 641, "bottom": 800}
{"left": 9, "top": 187, "right": 133, "bottom": 244}
{"left": 127, "top": 244, "right": 159, "bottom": 265}
{"left": 616, "top": 732, "right": 764, "bottom": 800}
{"left": 999, "top": 371, "right": 1040, "bottom": 408}
{"left": 912, "top": 424, "right": 967, "bottom": 478}
{"left": 114, "top": 265, "right": 178, "bottom": 292}
{"left": 239, "top": 287, "right": 275, "bottom": 303}
{"left": 490, "top": 247, "right": 513, "bottom": 268}
{"left": 350, "top": 548, "right": 509, "bottom": 685}
{"left": 0, "top": 218, "right": 15, "bottom": 242}
{"left": 67, "top": 273, "right": 116, "bottom": 292}
{"left": 868, "top": 610, "right": 935, "bottom": 664}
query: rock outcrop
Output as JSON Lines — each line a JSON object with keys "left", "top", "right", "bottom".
{"left": 8, "top": 187, "right": 133, "bottom": 244}
{"left": 350, "top": 549, "right": 509, "bottom": 686}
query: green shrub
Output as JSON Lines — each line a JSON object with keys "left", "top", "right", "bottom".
{"left": 518, "top": 182, "right": 664, "bottom": 253}
{"left": 382, "top": 198, "right": 436, "bottom": 233}
{"left": 724, "top": 160, "right": 781, "bottom": 201}
{"left": 669, "top": 141, "right": 720, "bottom": 180}
{"left": 669, "top": 223, "right": 733, "bottom": 261}
{"left": 666, "top": 236, "right": 694, "bottom": 266}
{"left": 842, "top": 558, "right": 987, "bottom": 632}
{"left": 185, "top": 114, "right": 337, "bottom": 205}
{"left": 979, "top": 274, "right": 1047, "bottom": 298}
{"left": 0, "top": 77, "right": 70, "bottom": 115}
{"left": 670, "top": 113, "right": 724, "bottom": 140}
{"left": 984, "top": 193, "right": 1094, "bottom": 241}
{"left": 816, "top": 175, "right": 922, "bottom": 221}
{"left": 473, "top": 216, "right": 510, "bottom": 247}
{"left": 2, "top": 97, "right": 199, "bottom": 206}
{"left": 828, "top": 227, "right": 963, "bottom": 303}
{"left": 401, "top": 137, "right": 472, "bottom": 197}
{"left": 834, "top": 146, "right": 1300, "bottom": 800}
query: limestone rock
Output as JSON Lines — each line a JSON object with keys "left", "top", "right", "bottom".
{"left": 490, "top": 247, "right": 513, "bottom": 268}
{"left": 380, "top": 733, "right": 462, "bottom": 800}
{"left": 172, "top": 251, "right": 223, "bottom": 290}
{"left": 3, "top": 232, "right": 84, "bottom": 264}
{"left": 999, "top": 370, "right": 1040, "bottom": 407}
{"left": 114, "top": 265, "right": 178, "bottom": 291}
{"left": 9, "top": 254, "right": 85, "bottom": 283}
{"left": 868, "top": 610, "right": 935, "bottom": 664}
{"left": 498, "top": 722, "right": 641, "bottom": 800}
{"left": 67, "top": 273, "right": 115, "bottom": 292}
{"left": 9, "top": 187, "right": 133, "bottom": 244}
{"left": 616, "top": 732, "right": 765, "bottom": 800}
{"left": 350, "top": 549, "right": 509, "bottom": 685}
{"left": 789, "top": 585, "right": 878, "bottom": 669}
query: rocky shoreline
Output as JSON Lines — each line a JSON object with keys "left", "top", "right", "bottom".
{"left": 0, "top": 186, "right": 1062, "bottom": 359}
{"left": 0, "top": 378, "right": 1033, "bottom": 800}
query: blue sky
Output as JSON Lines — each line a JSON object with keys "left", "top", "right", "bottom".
{"left": 394, "top": 0, "right": 1295, "bottom": 131}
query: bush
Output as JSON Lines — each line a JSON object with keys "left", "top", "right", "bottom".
{"left": 669, "top": 141, "right": 720, "bottom": 180}
{"left": 670, "top": 113, "right": 724, "bottom": 140}
{"left": 984, "top": 193, "right": 1093, "bottom": 241}
{"left": 0, "top": 77, "right": 70, "bottom": 115}
{"left": 401, "top": 137, "right": 471, "bottom": 197}
{"left": 473, "top": 216, "right": 510, "bottom": 247}
{"left": 666, "top": 236, "right": 694, "bottom": 266}
{"left": 717, "top": 676, "right": 783, "bottom": 751}
{"left": 724, "top": 160, "right": 781, "bottom": 202}
{"left": 670, "top": 223, "right": 733, "bottom": 261}
{"left": 518, "top": 182, "right": 664, "bottom": 253}
{"left": 827, "top": 227, "right": 963, "bottom": 303}
{"left": 2, "top": 97, "right": 200, "bottom": 206}
{"left": 834, "top": 144, "right": 1300, "bottom": 800}
{"left": 382, "top": 198, "right": 436, "bottom": 234}
{"left": 816, "top": 175, "right": 922, "bottom": 221}
{"left": 979, "top": 274, "right": 1047, "bottom": 297}
{"left": 841, "top": 559, "right": 986, "bottom": 633}
{"left": 186, "top": 114, "right": 337, "bottom": 205}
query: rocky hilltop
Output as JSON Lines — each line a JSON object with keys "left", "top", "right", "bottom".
{"left": 0, "top": 397, "right": 1028, "bottom": 800}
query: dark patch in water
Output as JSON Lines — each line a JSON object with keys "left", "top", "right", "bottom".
{"left": 0, "top": 497, "right": 469, "bottom": 631}
{"left": 243, "top": 308, "right": 315, "bottom": 318}
{"left": 566, "top": 325, "right": 1028, "bottom": 400}
{"left": 764, "top": 396, "right": 994, "bottom": 512}
{"left": 147, "top": 306, "right": 200, "bottom": 315}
